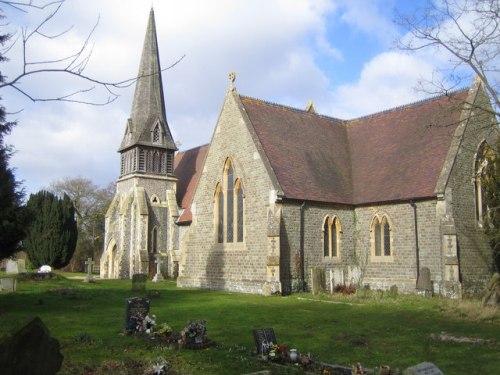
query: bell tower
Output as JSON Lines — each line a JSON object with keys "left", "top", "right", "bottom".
{"left": 101, "top": 8, "right": 179, "bottom": 279}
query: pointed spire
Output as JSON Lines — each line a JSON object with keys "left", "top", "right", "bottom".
{"left": 119, "top": 8, "right": 177, "bottom": 152}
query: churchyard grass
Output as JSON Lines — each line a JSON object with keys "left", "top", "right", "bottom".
{"left": 0, "top": 273, "right": 498, "bottom": 374}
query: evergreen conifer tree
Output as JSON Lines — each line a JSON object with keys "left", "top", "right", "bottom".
{"left": 0, "top": 21, "right": 29, "bottom": 259}
{"left": 24, "top": 191, "right": 78, "bottom": 268}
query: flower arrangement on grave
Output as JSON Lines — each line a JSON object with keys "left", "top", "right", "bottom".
{"left": 131, "top": 313, "right": 157, "bottom": 334}
{"left": 153, "top": 323, "right": 173, "bottom": 337}
{"left": 180, "top": 320, "right": 207, "bottom": 345}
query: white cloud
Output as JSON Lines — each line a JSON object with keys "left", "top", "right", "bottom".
{"left": 2, "top": 0, "right": 450, "bottom": 195}
{"left": 330, "top": 52, "right": 436, "bottom": 118}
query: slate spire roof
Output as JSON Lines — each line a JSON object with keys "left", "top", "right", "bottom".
{"left": 119, "top": 8, "right": 177, "bottom": 152}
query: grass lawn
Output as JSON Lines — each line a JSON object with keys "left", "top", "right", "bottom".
{"left": 0, "top": 272, "right": 499, "bottom": 374}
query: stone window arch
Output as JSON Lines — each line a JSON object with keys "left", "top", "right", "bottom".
{"left": 152, "top": 122, "right": 161, "bottom": 143}
{"left": 235, "top": 179, "right": 244, "bottom": 242}
{"left": 322, "top": 215, "right": 341, "bottom": 258}
{"left": 214, "top": 183, "right": 224, "bottom": 243}
{"left": 214, "top": 158, "right": 245, "bottom": 244}
{"left": 371, "top": 213, "right": 393, "bottom": 259}
{"left": 151, "top": 226, "right": 158, "bottom": 253}
{"left": 474, "top": 140, "right": 492, "bottom": 226}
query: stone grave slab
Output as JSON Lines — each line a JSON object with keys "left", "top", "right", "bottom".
{"left": 416, "top": 267, "right": 433, "bottom": 296}
{"left": 124, "top": 297, "right": 150, "bottom": 332}
{"left": 403, "top": 362, "right": 443, "bottom": 375}
{"left": 0, "top": 278, "right": 16, "bottom": 293}
{"left": 0, "top": 316, "right": 62, "bottom": 375}
{"left": 253, "top": 328, "right": 277, "bottom": 354}
{"left": 131, "top": 273, "right": 147, "bottom": 291}
{"left": 17, "top": 259, "right": 26, "bottom": 273}
{"left": 6, "top": 259, "right": 18, "bottom": 274}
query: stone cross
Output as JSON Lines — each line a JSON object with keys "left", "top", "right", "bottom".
{"left": 152, "top": 253, "right": 164, "bottom": 282}
{"left": 84, "top": 258, "right": 95, "bottom": 283}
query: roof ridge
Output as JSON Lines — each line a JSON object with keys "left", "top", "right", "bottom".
{"left": 239, "top": 94, "right": 344, "bottom": 123}
{"left": 348, "top": 87, "right": 469, "bottom": 122}
{"left": 176, "top": 143, "right": 209, "bottom": 154}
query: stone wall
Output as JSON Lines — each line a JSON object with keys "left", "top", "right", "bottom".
{"left": 280, "top": 199, "right": 442, "bottom": 294}
{"left": 177, "top": 88, "right": 280, "bottom": 293}
{"left": 353, "top": 200, "right": 441, "bottom": 293}
{"left": 446, "top": 85, "right": 497, "bottom": 295}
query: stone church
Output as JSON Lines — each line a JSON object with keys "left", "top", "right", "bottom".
{"left": 101, "top": 9, "right": 498, "bottom": 297}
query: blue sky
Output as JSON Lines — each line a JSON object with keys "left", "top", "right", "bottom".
{"left": 2, "top": 0, "right": 462, "bottom": 195}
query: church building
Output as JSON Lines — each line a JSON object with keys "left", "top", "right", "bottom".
{"left": 101, "top": 9, "right": 498, "bottom": 298}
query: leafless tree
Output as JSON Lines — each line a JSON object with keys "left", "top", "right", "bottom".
{"left": 0, "top": 0, "right": 183, "bottom": 106}
{"left": 396, "top": 0, "right": 499, "bottom": 118}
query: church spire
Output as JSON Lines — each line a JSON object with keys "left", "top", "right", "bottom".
{"left": 119, "top": 8, "right": 177, "bottom": 153}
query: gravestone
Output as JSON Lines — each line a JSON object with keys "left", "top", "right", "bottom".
{"left": 152, "top": 254, "right": 164, "bottom": 282}
{"left": 416, "top": 267, "right": 433, "bottom": 296}
{"left": 17, "top": 259, "right": 26, "bottom": 273}
{"left": 124, "top": 297, "right": 150, "bottom": 332}
{"left": 131, "top": 273, "right": 147, "bottom": 291}
{"left": 6, "top": 259, "right": 18, "bottom": 274}
{"left": 0, "top": 278, "right": 16, "bottom": 293}
{"left": 0, "top": 316, "right": 63, "bottom": 375}
{"left": 311, "top": 267, "right": 326, "bottom": 294}
{"left": 403, "top": 362, "right": 443, "bottom": 375}
{"left": 84, "top": 258, "right": 95, "bottom": 283}
{"left": 253, "top": 328, "right": 277, "bottom": 354}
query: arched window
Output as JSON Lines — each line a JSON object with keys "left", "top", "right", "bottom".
{"left": 214, "top": 159, "right": 245, "bottom": 244}
{"left": 371, "top": 214, "right": 392, "bottom": 258}
{"left": 323, "top": 216, "right": 341, "bottom": 258}
{"left": 235, "top": 180, "right": 244, "bottom": 242}
{"left": 226, "top": 163, "right": 234, "bottom": 243}
{"left": 215, "top": 184, "right": 224, "bottom": 243}
{"left": 152, "top": 123, "right": 160, "bottom": 143}
{"left": 151, "top": 227, "right": 158, "bottom": 253}
{"left": 474, "top": 141, "right": 492, "bottom": 225}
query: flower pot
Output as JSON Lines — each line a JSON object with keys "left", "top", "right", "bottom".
{"left": 289, "top": 349, "right": 298, "bottom": 362}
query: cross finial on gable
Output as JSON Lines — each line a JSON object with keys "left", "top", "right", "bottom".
{"left": 305, "top": 100, "right": 317, "bottom": 114}
{"left": 228, "top": 71, "right": 237, "bottom": 91}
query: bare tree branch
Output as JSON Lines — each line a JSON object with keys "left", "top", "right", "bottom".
{"left": 0, "top": 0, "right": 185, "bottom": 105}
{"left": 396, "top": 0, "right": 500, "bottom": 117}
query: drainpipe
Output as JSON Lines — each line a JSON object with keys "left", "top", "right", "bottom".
{"left": 410, "top": 201, "right": 420, "bottom": 286}
{"left": 299, "top": 201, "right": 306, "bottom": 292}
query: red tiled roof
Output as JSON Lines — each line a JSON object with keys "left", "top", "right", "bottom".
{"left": 240, "top": 90, "right": 469, "bottom": 205}
{"left": 174, "top": 144, "right": 209, "bottom": 223}
{"left": 348, "top": 91, "right": 468, "bottom": 204}
{"left": 241, "top": 97, "right": 353, "bottom": 204}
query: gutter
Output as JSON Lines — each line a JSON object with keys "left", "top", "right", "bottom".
{"left": 410, "top": 201, "right": 420, "bottom": 286}
{"left": 299, "top": 201, "right": 306, "bottom": 292}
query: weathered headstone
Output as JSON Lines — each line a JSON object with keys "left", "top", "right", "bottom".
{"left": 0, "top": 278, "right": 16, "bottom": 293}
{"left": 416, "top": 267, "right": 433, "bottom": 296}
{"left": 311, "top": 267, "right": 326, "bottom": 294}
{"left": 17, "top": 259, "right": 26, "bottom": 273}
{"left": 125, "top": 297, "right": 150, "bottom": 332}
{"left": 84, "top": 258, "right": 95, "bottom": 283}
{"left": 0, "top": 316, "right": 63, "bottom": 375}
{"left": 6, "top": 259, "right": 18, "bottom": 274}
{"left": 253, "top": 328, "right": 277, "bottom": 354}
{"left": 482, "top": 272, "right": 500, "bottom": 307}
{"left": 131, "top": 273, "right": 147, "bottom": 291}
{"left": 152, "top": 254, "right": 164, "bottom": 282}
{"left": 403, "top": 362, "right": 443, "bottom": 375}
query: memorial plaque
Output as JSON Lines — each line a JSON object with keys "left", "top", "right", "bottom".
{"left": 253, "top": 328, "right": 277, "bottom": 354}
{"left": 124, "top": 297, "right": 150, "bottom": 332}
